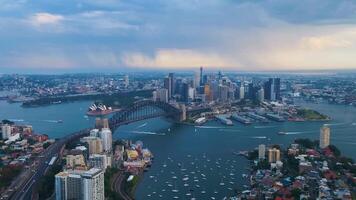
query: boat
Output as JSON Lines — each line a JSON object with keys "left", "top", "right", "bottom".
{"left": 247, "top": 112, "right": 268, "bottom": 123}
{"left": 195, "top": 117, "right": 207, "bottom": 125}
{"left": 277, "top": 131, "right": 287, "bottom": 135}
{"left": 231, "top": 113, "right": 252, "bottom": 124}
{"left": 265, "top": 113, "right": 286, "bottom": 122}
{"left": 215, "top": 115, "right": 233, "bottom": 126}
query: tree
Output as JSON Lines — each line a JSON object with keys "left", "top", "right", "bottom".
{"left": 291, "top": 188, "right": 302, "bottom": 199}
{"left": 295, "top": 138, "right": 315, "bottom": 149}
{"left": 1, "top": 119, "right": 14, "bottom": 125}
{"left": 328, "top": 145, "right": 341, "bottom": 157}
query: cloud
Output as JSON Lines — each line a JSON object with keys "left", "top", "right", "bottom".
{"left": 30, "top": 12, "right": 64, "bottom": 26}
{"left": 1, "top": 0, "right": 356, "bottom": 72}
{"left": 122, "top": 49, "right": 239, "bottom": 69}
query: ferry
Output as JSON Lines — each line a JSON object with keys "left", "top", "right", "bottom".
{"left": 195, "top": 117, "right": 207, "bottom": 125}
{"left": 247, "top": 112, "right": 269, "bottom": 123}
{"left": 215, "top": 115, "right": 233, "bottom": 126}
{"left": 265, "top": 113, "right": 286, "bottom": 122}
{"left": 231, "top": 113, "right": 252, "bottom": 124}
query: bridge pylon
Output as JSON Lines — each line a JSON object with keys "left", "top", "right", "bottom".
{"left": 95, "top": 117, "right": 109, "bottom": 129}
{"left": 179, "top": 104, "right": 187, "bottom": 122}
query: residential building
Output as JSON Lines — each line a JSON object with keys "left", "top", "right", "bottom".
{"left": 268, "top": 148, "right": 281, "bottom": 163}
{"left": 320, "top": 125, "right": 330, "bottom": 149}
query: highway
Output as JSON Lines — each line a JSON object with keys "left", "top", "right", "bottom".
{"left": 112, "top": 171, "right": 133, "bottom": 200}
{"left": 3, "top": 129, "right": 90, "bottom": 200}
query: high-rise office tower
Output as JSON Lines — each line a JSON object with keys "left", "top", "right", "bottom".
{"left": 274, "top": 78, "right": 281, "bottom": 100}
{"left": 239, "top": 86, "right": 245, "bottom": 99}
{"left": 319, "top": 125, "right": 330, "bottom": 149}
{"left": 152, "top": 90, "right": 158, "bottom": 101}
{"left": 156, "top": 88, "right": 168, "bottom": 103}
{"left": 258, "top": 144, "right": 266, "bottom": 160}
{"left": 164, "top": 77, "right": 172, "bottom": 98}
{"left": 219, "top": 85, "right": 229, "bottom": 102}
{"left": 194, "top": 71, "right": 201, "bottom": 88}
{"left": 100, "top": 128, "right": 112, "bottom": 153}
{"left": 55, "top": 168, "right": 105, "bottom": 200}
{"left": 204, "top": 84, "right": 212, "bottom": 101}
{"left": 169, "top": 73, "right": 175, "bottom": 95}
{"left": 257, "top": 88, "right": 265, "bottom": 102}
{"left": 123, "top": 75, "right": 129, "bottom": 88}
{"left": 181, "top": 82, "right": 190, "bottom": 102}
{"left": 268, "top": 148, "right": 280, "bottom": 163}
{"left": 200, "top": 67, "right": 203, "bottom": 86}
{"left": 264, "top": 78, "right": 281, "bottom": 101}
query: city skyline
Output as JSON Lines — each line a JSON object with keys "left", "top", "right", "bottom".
{"left": 1, "top": 0, "right": 356, "bottom": 73}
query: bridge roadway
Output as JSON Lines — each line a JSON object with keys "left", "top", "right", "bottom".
{"left": 6, "top": 128, "right": 90, "bottom": 200}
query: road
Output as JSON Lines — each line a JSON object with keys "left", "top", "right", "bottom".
{"left": 2, "top": 129, "right": 90, "bottom": 200}
{"left": 112, "top": 171, "right": 133, "bottom": 200}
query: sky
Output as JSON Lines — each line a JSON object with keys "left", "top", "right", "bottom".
{"left": 1, "top": 0, "right": 356, "bottom": 73}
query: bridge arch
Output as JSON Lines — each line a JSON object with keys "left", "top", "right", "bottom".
{"left": 108, "top": 100, "right": 183, "bottom": 131}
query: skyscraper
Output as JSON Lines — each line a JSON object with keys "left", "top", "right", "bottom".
{"left": 123, "top": 75, "right": 129, "bottom": 88}
{"left": 55, "top": 168, "right": 105, "bottom": 200}
{"left": 264, "top": 78, "right": 281, "bottom": 101}
{"left": 82, "top": 168, "right": 105, "bottom": 200}
{"left": 157, "top": 88, "right": 169, "bottom": 103}
{"left": 181, "top": 82, "right": 189, "bottom": 102}
{"left": 164, "top": 77, "right": 172, "bottom": 98}
{"left": 169, "top": 73, "right": 175, "bottom": 95}
{"left": 199, "top": 66, "right": 203, "bottom": 86}
{"left": 268, "top": 148, "right": 280, "bottom": 163}
{"left": 194, "top": 71, "right": 201, "bottom": 88}
{"left": 319, "top": 125, "right": 330, "bottom": 149}
{"left": 257, "top": 88, "right": 265, "bottom": 102}
{"left": 239, "top": 86, "right": 245, "bottom": 100}
{"left": 100, "top": 128, "right": 112, "bottom": 153}
{"left": 258, "top": 144, "right": 266, "bottom": 160}
{"left": 219, "top": 85, "right": 229, "bottom": 102}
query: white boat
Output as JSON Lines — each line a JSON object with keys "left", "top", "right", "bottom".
{"left": 195, "top": 117, "right": 207, "bottom": 125}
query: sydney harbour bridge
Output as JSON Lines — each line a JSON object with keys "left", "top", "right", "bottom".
{"left": 95, "top": 99, "right": 211, "bottom": 131}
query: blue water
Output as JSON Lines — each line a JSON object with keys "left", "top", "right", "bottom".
{"left": 0, "top": 100, "right": 356, "bottom": 199}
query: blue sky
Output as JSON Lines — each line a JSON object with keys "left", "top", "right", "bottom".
{"left": 1, "top": 0, "right": 356, "bottom": 73}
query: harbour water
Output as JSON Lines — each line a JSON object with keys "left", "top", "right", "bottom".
{"left": 0, "top": 100, "right": 356, "bottom": 199}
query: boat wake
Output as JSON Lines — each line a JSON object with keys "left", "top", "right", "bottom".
{"left": 9, "top": 119, "right": 25, "bottom": 122}
{"left": 254, "top": 125, "right": 276, "bottom": 129}
{"left": 42, "top": 120, "right": 60, "bottom": 123}
{"left": 251, "top": 136, "right": 267, "bottom": 139}
{"left": 282, "top": 130, "right": 315, "bottom": 135}
{"left": 218, "top": 129, "right": 241, "bottom": 133}
{"left": 130, "top": 130, "right": 166, "bottom": 136}
{"left": 137, "top": 123, "right": 148, "bottom": 129}
{"left": 195, "top": 126, "right": 224, "bottom": 129}
{"left": 284, "top": 131, "right": 303, "bottom": 135}
{"left": 324, "top": 122, "right": 349, "bottom": 126}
